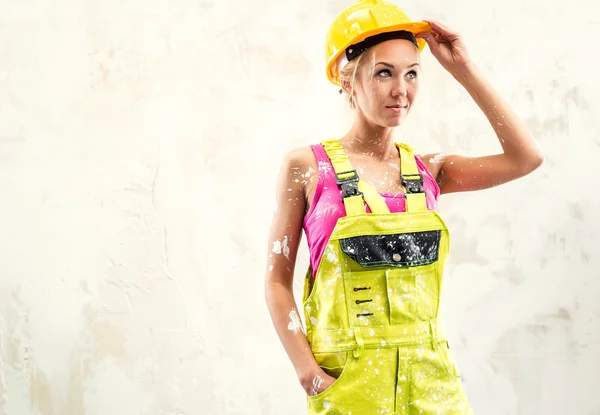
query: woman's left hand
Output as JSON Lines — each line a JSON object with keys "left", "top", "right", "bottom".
{"left": 416, "top": 20, "right": 474, "bottom": 77}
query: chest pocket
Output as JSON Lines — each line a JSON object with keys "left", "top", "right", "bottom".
{"left": 339, "top": 230, "right": 441, "bottom": 268}
{"left": 341, "top": 231, "right": 442, "bottom": 325}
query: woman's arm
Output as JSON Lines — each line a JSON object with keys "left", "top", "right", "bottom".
{"left": 418, "top": 20, "right": 544, "bottom": 194}
{"left": 264, "top": 147, "right": 335, "bottom": 396}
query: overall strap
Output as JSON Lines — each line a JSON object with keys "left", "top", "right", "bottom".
{"left": 396, "top": 142, "right": 427, "bottom": 212}
{"left": 321, "top": 139, "right": 390, "bottom": 216}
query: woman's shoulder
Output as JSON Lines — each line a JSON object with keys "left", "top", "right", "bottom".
{"left": 415, "top": 152, "right": 447, "bottom": 182}
{"left": 277, "top": 145, "right": 322, "bottom": 184}
{"left": 282, "top": 145, "right": 318, "bottom": 168}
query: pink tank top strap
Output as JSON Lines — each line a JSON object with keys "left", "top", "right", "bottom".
{"left": 304, "top": 144, "right": 337, "bottom": 221}
{"left": 414, "top": 155, "right": 440, "bottom": 200}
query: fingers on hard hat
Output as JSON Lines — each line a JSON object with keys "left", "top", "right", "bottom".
{"left": 416, "top": 31, "right": 434, "bottom": 41}
{"left": 425, "top": 20, "right": 458, "bottom": 36}
{"left": 421, "top": 34, "right": 439, "bottom": 51}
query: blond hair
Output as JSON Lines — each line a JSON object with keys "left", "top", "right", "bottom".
{"left": 338, "top": 53, "right": 369, "bottom": 109}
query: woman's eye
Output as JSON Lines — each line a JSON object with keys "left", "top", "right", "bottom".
{"left": 407, "top": 70, "right": 417, "bottom": 79}
{"left": 377, "top": 69, "right": 392, "bottom": 77}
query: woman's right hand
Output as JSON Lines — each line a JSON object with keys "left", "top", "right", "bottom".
{"left": 300, "top": 368, "right": 338, "bottom": 397}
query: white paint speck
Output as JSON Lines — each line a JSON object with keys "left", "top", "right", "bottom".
{"left": 287, "top": 309, "right": 303, "bottom": 334}
{"left": 272, "top": 236, "right": 290, "bottom": 259}
{"left": 326, "top": 251, "right": 337, "bottom": 263}
{"left": 429, "top": 153, "right": 447, "bottom": 164}
{"left": 312, "top": 373, "right": 324, "bottom": 395}
{"left": 305, "top": 167, "right": 316, "bottom": 178}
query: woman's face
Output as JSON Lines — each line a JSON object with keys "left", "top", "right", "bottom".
{"left": 352, "top": 39, "right": 421, "bottom": 127}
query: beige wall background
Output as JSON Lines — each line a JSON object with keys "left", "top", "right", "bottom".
{"left": 1, "top": 0, "right": 599, "bottom": 414}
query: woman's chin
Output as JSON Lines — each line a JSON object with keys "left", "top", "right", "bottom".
{"left": 380, "top": 116, "right": 404, "bottom": 128}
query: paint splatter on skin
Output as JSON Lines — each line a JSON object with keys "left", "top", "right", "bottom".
{"left": 312, "top": 373, "right": 324, "bottom": 395}
{"left": 282, "top": 237, "right": 290, "bottom": 258}
{"left": 272, "top": 236, "right": 290, "bottom": 259}
{"left": 287, "top": 309, "right": 303, "bottom": 334}
{"left": 272, "top": 241, "right": 281, "bottom": 254}
{"left": 429, "top": 153, "right": 448, "bottom": 164}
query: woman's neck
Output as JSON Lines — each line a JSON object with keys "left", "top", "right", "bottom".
{"left": 340, "top": 117, "right": 398, "bottom": 161}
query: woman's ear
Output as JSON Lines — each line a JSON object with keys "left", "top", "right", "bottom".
{"left": 340, "top": 79, "right": 352, "bottom": 96}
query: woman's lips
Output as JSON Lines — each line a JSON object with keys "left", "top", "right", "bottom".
{"left": 386, "top": 105, "right": 407, "bottom": 113}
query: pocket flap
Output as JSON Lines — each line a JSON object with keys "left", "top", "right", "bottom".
{"left": 340, "top": 231, "right": 441, "bottom": 268}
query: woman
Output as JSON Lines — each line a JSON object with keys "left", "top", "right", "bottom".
{"left": 264, "top": 1, "right": 543, "bottom": 413}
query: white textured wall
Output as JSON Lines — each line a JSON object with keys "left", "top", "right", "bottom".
{"left": 0, "top": 0, "right": 599, "bottom": 414}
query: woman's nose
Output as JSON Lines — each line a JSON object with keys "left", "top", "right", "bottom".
{"left": 392, "top": 80, "right": 408, "bottom": 97}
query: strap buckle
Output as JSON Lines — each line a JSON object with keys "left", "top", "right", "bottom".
{"left": 401, "top": 173, "right": 424, "bottom": 194}
{"left": 336, "top": 169, "right": 363, "bottom": 200}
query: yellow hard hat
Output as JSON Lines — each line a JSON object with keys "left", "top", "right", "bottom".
{"left": 325, "top": 0, "right": 431, "bottom": 86}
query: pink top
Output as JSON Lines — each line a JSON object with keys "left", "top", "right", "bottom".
{"left": 302, "top": 143, "right": 441, "bottom": 278}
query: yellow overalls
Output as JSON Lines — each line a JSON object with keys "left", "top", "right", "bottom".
{"left": 302, "top": 139, "right": 474, "bottom": 414}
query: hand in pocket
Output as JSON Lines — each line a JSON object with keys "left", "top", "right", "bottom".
{"left": 303, "top": 369, "right": 337, "bottom": 397}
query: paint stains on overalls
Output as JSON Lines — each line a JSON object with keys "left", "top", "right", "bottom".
{"left": 302, "top": 139, "right": 473, "bottom": 414}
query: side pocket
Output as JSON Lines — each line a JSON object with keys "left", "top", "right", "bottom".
{"left": 308, "top": 351, "right": 351, "bottom": 400}
{"left": 302, "top": 266, "right": 315, "bottom": 304}
{"left": 439, "top": 342, "right": 461, "bottom": 378}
